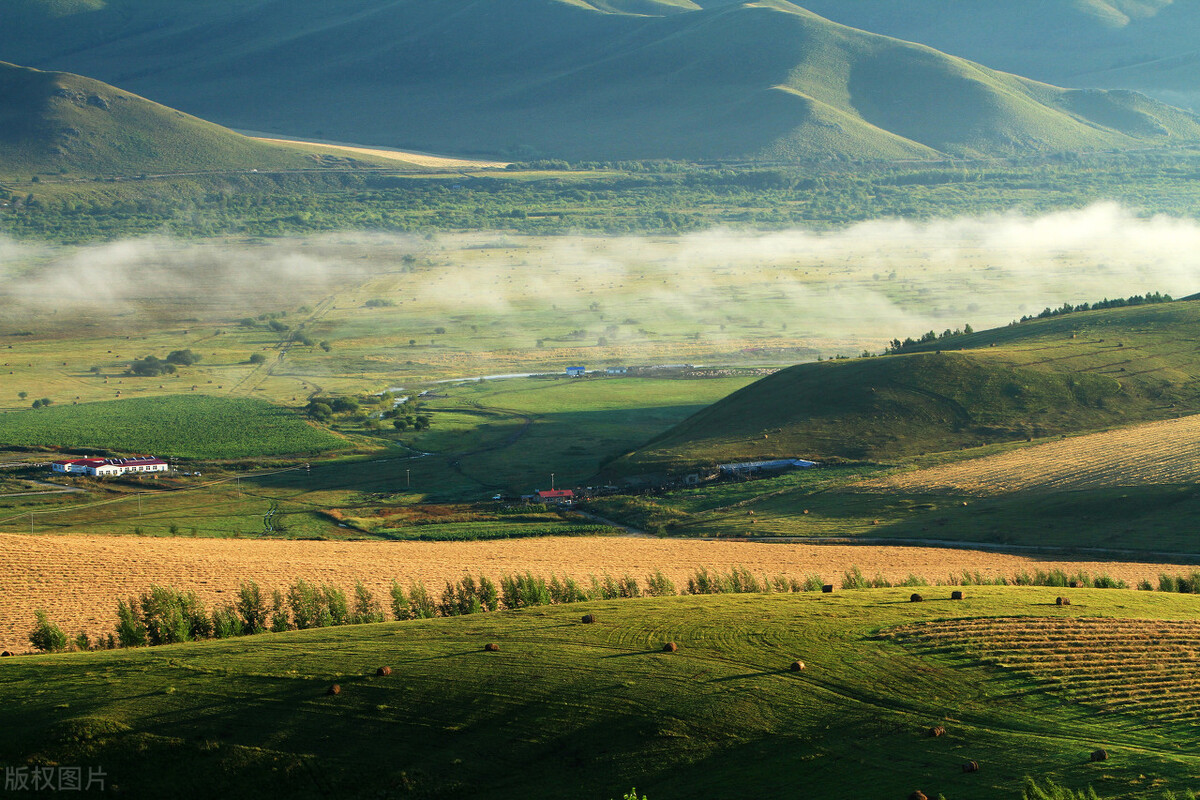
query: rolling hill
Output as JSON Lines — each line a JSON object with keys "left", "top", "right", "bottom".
{"left": 4, "top": 588, "right": 1200, "bottom": 799}
{"left": 3, "top": 0, "right": 1200, "bottom": 161}
{"left": 790, "top": 0, "right": 1200, "bottom": 111}
{"left": 0, "top": 60, "right": 340, "bottom": 177}
{"left": 606, "top": 299, "right": 1200, "bottom": 474}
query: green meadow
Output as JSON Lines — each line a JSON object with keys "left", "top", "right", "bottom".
{"left": 4, "top": 588, "right": 1200, "bottom": 799}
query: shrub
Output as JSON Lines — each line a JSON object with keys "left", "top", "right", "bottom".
{"left": 408, "top": 582, "right": 436, "bottom": 619}
{"left": 249, "top": 353, "right": 267, "bottom": 365}
{"left": 351, "top": 581, "right": 384, "bottom": 624}
{"left": 841, "top": 566, "right": 868, "bottom": 590}
{"left": 141, "top": 585, "right": 210, "bottom": 645}
{"left": 269, "top": 589, "right": 290, "bottom": 632}
{"left": 478, "top": 576, "right": 500, "bottom": 611}
{"left": 288, "top": 580, "right": 324, "bottom": 629}
{"left": 1021, "top": 777, "right": 1100, "bottom": 800}
{"left": 801, "top": 574, "right": 825, "bottom": 592}
{"left": 28, "top": 610, "right": 68, "bottom": 653}
{"left": 236, "top": 580, "right": 268, "bottom": 635}
{"left": 1159, "top": 574, "right": 1178, "bottom": 593}
{"left": 116, "top": 597, "right": 148, "bottom": 647}
{"left": 74, "top": 632, "right": 90, "bottom": 652}
{"left": 618, "top": 574, "right": 642, "bottom": 598}
{"left": 323, "top": 585, "right": 349, "bottom": 626}
{"left": 212, "top": 604, "right": 244, "bottom": 638}
{"left": 645, "top": 571, "right": 676, "bottom": 597}
{"left": 390, "top": 580, "right": 412, "bottom": 620}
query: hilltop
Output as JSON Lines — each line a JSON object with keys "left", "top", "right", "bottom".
{"left": 0, "top": 61, "right": 354, "bottom": 177}
{"left": 794, "top": 0, "right": 1200, "bottom": 111}
{"left": 607, "top": 299, "right": 1200, "bottom": 474}
{"left": 3, "top": 1, "right": 1200, "bottom": 161}
{"left": 4, "top": 588, "right": 1200, "bottom": 798}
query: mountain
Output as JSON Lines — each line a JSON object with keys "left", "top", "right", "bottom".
{"left": 605, "top": 299, "right": 1200, "bottom": 474}
{"left": 3, "top": 0, "right": 1200, "bottom": 161}
{"left": 0, "top": 60, "right": 327, "bottom": 176}
{"left": 783, "top": 0, "right": 1200, "bottom": 111}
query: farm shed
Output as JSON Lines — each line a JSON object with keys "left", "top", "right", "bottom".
{"left": 566, "top": 366, "right": 586, "bottom": 377}
{"left": 718, "top": 458, "right": 817, "bottom": 477}
{"left": 536, "top": 489, "right": 575, "bottom": 504}
{"left": 51, "top": 456, "right": 169, "bottom": 477}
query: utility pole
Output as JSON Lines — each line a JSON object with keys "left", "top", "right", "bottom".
{"left": 406, "top": 469, "right": 411, "bottom": 488}
{"left": 236, "top": 475, "right": 242, "bottom": 499}
{"left": 551, "top": 472, "right": 555, "bottom": 491}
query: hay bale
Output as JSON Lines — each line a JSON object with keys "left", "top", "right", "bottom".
{"left": 909, "top": 792, "right": 928, "bottom": 800}
{"left": 662, "top": 641, "right": 678, "bottom": 653}
{"left": 1069, "top": 580, "right": 1082, "bottom": 588}
{"left": 790, "top": 660, "right": 805, "bottom": 672}
{"left": 484, "top": 642, "right": 500, "bottom": 652}
{"left": 1090, "top": 749, "right": 1108, "bottom": 762}
{"left": 1056, "top": 596, "right": 1071, "bottom": 606}
{"left": 376, "top": 666, "right": 392, "bottom": 677}
{"left": 0, "top": 651, "right": 10, "bottom": 657}
{"left": 821, "top": 584, "right": 834, "bottom": 594}
{"left": 327, "top": 684, "right": 341, "bottom": 696}
{"left": 910, "top": 593, "right": 924, "bottom": 603}
{"left": 961, "top": 761, "right": 979, "bottom": 773}
{"left": 581, "top": 613, "right": 596, "bottom": 624}
{"left": 928, "top": 726, "right": 946, "bottom": 738}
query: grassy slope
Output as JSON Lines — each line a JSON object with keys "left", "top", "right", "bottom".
{"left": 3, "top": 1, "right": 1199, "bottom": 161}
{"left": 609, "top": 300, "right": 1200, "bottom": 474}
{"left": 0, "top": 61, "right": 341, "bottom": 178}
{"left": 4, "top": 588, "right": 1200, "bottom": 799}
{"left": 0, "top": 396, "right": 348, "bottom": 459}
{"left": 792, "top": 0, "right": 1200, "bottom": 108}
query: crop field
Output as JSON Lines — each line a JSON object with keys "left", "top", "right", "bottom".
{"left": 4, "top": 532, "right": 1200, "bottom": 653}
{"left": 0, "top": 395, "right": 349, "bottom": 459}
{"left": 854, "top": 413, "right": 1200, "bottom": 495}
{"left": 892, "top": 617, "right": 1200, "bottom": 725}
{"left": 7, "top": 587, "right": 1200, "bottom": 798}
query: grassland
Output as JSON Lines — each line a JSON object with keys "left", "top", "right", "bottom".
{"left": 6, "top": 531, "right": 1199, "bottom": 655}
{"left": 0, "top": 396, "right": 348, "bottom": 459}
{"left": 5, "top": 588, "right": 1200, "bottom": 798}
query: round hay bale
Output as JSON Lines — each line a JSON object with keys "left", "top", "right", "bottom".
{"left": 821, "top": 584, "right": 834, "bottom": 594}
{"left": 1091, "top": 749, "right": 1108, "bottom": 762}
{"left": 928, "top": 726, "right": 946, "bottom": 738}
{"left": 910, "top": 593, "right": 924, "bottom": 603}
{"left": 484, "top": 642, "right": 500, "bottom": 652}
{"left": 951, "top": 590, "right": 964, "bottom": 600}
{"left": 327, "top": 684, "right": 341, "bottom": 696}
{"left": 662, "top": 641, "right": 678, "bottom": 653}
{"left": 962, "top": 761, "right": 979, "bottom": 773}
{"left": 1056, "top": 596, "right": 1071, "bottom": 606}
{"left": 376, "top": 666, "right": 392, "bottom": 677}
{"left": 790, "top": 660, "right": 805, "bottom": 672}
{"left": 581, "top": 613, "right": 596, "bottom": 624}
{"left": 1069, "top": 580, "right": 1082, "bottom": 588}
{"left": 909, "top": 792, "right": 928, "bottom": 800}
{"left": 0, "top": 651, "right": 10, "bottom": 657}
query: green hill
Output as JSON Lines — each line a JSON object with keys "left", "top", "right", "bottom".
{"left": 3, "top": 1, "right": 1200, "bottom": 161}
{"left": 784, "top": 0, "right": 1200, "bottom": 111}
{"left": 5, "top": 588, "right": 1200, "bottom": 799}
{"left": 0, "top": 60, "right": 342, "bottom": 177}
{"left": 607, "top": 299, "right": 1200, "bottom": 474}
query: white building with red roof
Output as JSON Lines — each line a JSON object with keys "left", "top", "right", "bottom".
{"left": 51, "top": 456, "right": 169, "bottom": 477}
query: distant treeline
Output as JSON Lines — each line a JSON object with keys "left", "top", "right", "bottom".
{"left": 7, "top": 152, "right": 1200, "bottom": 243}
{"left": 1017, "top": 291, "right": 1173, "bottom": 323}
{"left": 884, "top": 324, "right": 975, "bottom": 355}
{"left": 27, "top": 565, "right": 1190, "bottom": 653}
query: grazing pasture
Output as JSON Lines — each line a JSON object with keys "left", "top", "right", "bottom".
{"left": 0, "top": 396, "right": 349, "bottom": 459}
{"left": 4, "top": 588, "right": 1200, "bottom": 798}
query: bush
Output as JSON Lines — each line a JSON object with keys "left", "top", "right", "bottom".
{"left": 269, "top": 589, "right": 290, "bottom": 632}
{"left": 288, "top": 579, "right": 324, "bottom": 629}
{"left": 212, "top": 604, "right": 244, "bottom": 638}
{"left": 390, "top": 580, "right": 412, "bottom": 620}
{"left": 116, "top": 597, "right": 148, "bottom": 647}
{"left": 351, "top": 581, "right": 384, "bottom": 624}
{"left": 645, "top": 570, "right": 676, "bottom": 597}
{"left": 166, "top": 349, "right": 201, "bottom": 366}
{"left": 141, "top": 585, "right": 209, "bottom": 645}
{"left": 841, "top": 566, "right": 869, "bottom": 590}
{"left": 408, "top": 582, "right": 436, "bottom": 619}
{"left": 28, "top": 610, "right": 68, "bottom": 653}
{"left": 1021, "top": 777, "right": 1100, "bottom": 800}
{"left": 249, "top": 353, "right": 267, "bottom": 365}
{"left": 237, "top": 581, "right": 268, "bottom": 635}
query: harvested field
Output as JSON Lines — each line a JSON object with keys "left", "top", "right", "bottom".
{"left": 855, "top": 414, "right": 1200, "bottom": 496}
{"left": 1, "top": 533, "right": 1197, "bottom": 652}
{"left": 893, "top": 617, "right": 1200, "bottom": 724}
